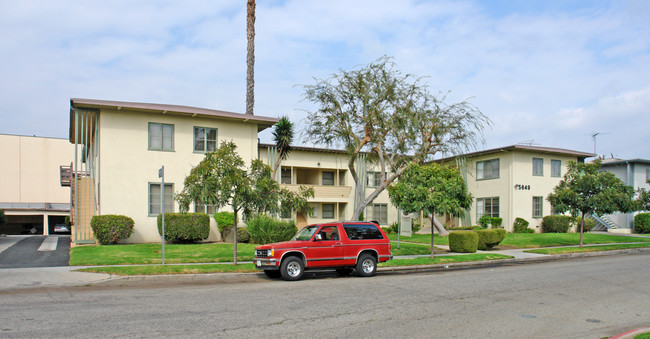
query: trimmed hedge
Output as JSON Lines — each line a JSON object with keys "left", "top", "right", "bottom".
{"left": 541, "top": 215, "right": 573, "bottom": 233}
{"left": 635, "top": 213, "right": 650, "bottom": 234}
{"left": 91, "top": 215, "right": 134, "bottom": 245}
{"left": 247, "top": 214, "right": 297, "bottom": 244}
{"left": 447, "top": 226, "right": 486, "bottom": 231}
{"left": 213, "top": 212, "right": 235, "bottom": 239}
{"left": 476, "top": 229, "right": 506, "bottom": 250}
{"left": 157, "top": 213, "right": 210, "bottom": 243}
{"left": 513, "top": 217, "right": 530, "bottom": 233}
{"left": 573, "top": 217, "right": 594, "bottom": 233}
{"left": 237, "top": 227, "right": 251, "bottom": 243}
{"left": 491, "top": 217, "right": 503, "bottom": 228}
{"left": 449, "top": 231, "right": 478, "bottom": 253}
{"left": 478, "top": 215, "right": 492, "bottom": 228}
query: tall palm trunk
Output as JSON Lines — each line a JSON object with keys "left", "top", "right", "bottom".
{"left": 246, "top": 0, "right": 255, "bottom": 115}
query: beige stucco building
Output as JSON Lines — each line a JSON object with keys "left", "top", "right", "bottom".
{"left": 67, "top": 98, "right": 278, "bottom": 244}
{"left": 259, "top": 145, "right": 399, "bottom": 228}
{"left": 0, "top": 134, "right": 74, "bottom": 235}
{"left": 441, "top": 145, "right": 594, "bottom": 232}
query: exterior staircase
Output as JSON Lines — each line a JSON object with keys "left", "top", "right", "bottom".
{"left": 588, "top": 214, "right": 618, "bottom": 231}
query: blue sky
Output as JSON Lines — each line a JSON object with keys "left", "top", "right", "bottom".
{"left": 1, "top": 0, "right": 649, "bottom": 159}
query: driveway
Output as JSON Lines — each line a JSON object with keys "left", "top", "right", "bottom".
{"left": 0, "top": 235, "right": 70, "bottom": 268}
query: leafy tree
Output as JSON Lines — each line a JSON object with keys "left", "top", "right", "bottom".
{"left": 388, "top": 163, "right": 472, "bottom": 258}
{"left": 637, "top": 180, "right": 650, "bottom": 212}
{"left": 302, "top": 56, "right": 489, "bottom": 219}
{"left": 0, "top": 209, "right": 8, "bottom": 226}
{"left": 176, "top": 141, "right": 313, "bottom": 264}
{"left": 547, "top": 159, "right": 637, "bottom": 247}
{"left": 270, "top": 116, "right": 294, "bottom": 179}
{"left": 246, "top": 0, "right": 255, "bottom": 115}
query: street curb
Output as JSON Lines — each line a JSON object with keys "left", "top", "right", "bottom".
{"left": 79, "top": 247, "right": 650, "bottom": 286}
{"left": 610, "top": 327, "right": 650, "bottom": 339}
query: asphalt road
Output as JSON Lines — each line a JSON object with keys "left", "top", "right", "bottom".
{"left": 1, "top": 253, "right": 648, "bottom": 338}
{"left": 0, "top": 235, "right": 70, "bottom": 268}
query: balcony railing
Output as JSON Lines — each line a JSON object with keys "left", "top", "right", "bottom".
{"left": 281, "top": 184, "right": 352, "bottom": 200}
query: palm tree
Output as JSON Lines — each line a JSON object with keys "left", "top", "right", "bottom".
{"left": 246, "top": 0, "right": 255, "bottom": 115}
{"left": 271, "top": 116, "right": 294, "bottom": 179}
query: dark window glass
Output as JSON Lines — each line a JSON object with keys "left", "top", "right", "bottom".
{"left": 343, "top": 223, "right": 384, "bottom": 240}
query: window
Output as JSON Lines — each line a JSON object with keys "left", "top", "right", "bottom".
{"left": 367, "top": 171, "right": 382, "bottom": 187}
{"left": 551, "top": 159, "right": 561, "bottom": 177}
{"left": 477, "top": 159, "right": 499, "bottom": 180}
{"left": 322, "top": 203, "right": 335, "bottom": 219}
{"left": 533, "top": 196, "right": 543, "bottom": 218}
{"left": 322, "top": 171, "right": 335, "bottom": 186}
{"left": 193, "top": 127, "right": 217, "bottom": 153}
{"left": 280, "top": 203, "right": 291, "bottom": 219}
{"left": 194, "top": 201, "right": 217, "bottom": 214}
{"left": 343, "top": 223, "right": 384, "bottom": 240}
{"left": 366, "top": 203, "right": 388, "bottom": 225}
{"left": 533, "top": 158, "right": 544, "bottom": 176}
{"left": 149, "top": 183, "right": 173, "bottom": 216}
{"left": 317, "top": 226, "right": 339, "bottom": 241}
{"left": 476, "top": 197, "right": 499, "bottom": 220}
{"left": 149, "top": 123, "right": 174, "bottom": 151}
{"left": 281, "top": 168, "right": 291, "bottom": 184}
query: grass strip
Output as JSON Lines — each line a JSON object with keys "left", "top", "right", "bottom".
{"left": 379, "top": 253, "right": 513, "bottom": 267}
{"left": 390, "top": 242, "right": 447, "bottom": 255}
{"left": 70, "top": 243, "right": 259, "bottom": 266}
{"left": 524, "top": 242, "right": 650, "bottom": 255}
{"left": 77, "top": 263, "right": 258, "bottom": 275}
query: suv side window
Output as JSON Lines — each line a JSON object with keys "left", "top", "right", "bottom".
{"left": 343, "top": 224, "right": 384, "bottom": 240}
{"left": 317, "top": 226, "right": 339, "bottom": 241}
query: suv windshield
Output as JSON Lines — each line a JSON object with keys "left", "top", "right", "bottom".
{"left": 292, "top": 225, "right": 319, "bottom": 241}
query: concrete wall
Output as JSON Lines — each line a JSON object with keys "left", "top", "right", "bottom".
{"left": 97, "top": 109, "right": 260, "bottom": 243}
{"left": 0, "top": 134, "right": 73, "bottom": 204}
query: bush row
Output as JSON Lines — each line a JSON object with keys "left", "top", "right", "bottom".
{"left": 635, "top": 213, "right": 650, "bottom": 234}
{"left": 449, "top": 229, "right": 506, "bottom": 253}
{"left": 90, "top": 215, "right": 134, "bottom": 245}
{"left": 157, "top": 213, "right": 210, "bottom": 243}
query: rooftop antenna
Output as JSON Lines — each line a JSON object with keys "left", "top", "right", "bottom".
{"left": 517, "top": 139, "right": 540, "bottom": 146}
{"left": 591, "top": 132, "right": 611, "bottom": 156}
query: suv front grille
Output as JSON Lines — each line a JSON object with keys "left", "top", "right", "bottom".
{"left": 255, "top": 249, "right": 268, "bottom": 257}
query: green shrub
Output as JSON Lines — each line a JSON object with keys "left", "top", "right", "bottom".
{"left": 213, "top": 212, "right": 235, "bottom": 240}
{"left": 157, "top": 213, "right": 209, "bottom": 243}
{"left": 573, "top": 217, "right": 595, "bottom": 233}
{"left": 635, "top": 213, "right": 650, "bottom": 234}
{"left": 541, "top": 215, "right": 572, "bottom": 233}
{"left": 91, "top": 215, "right": 134, "bottom": 245}
{"left": 449, "top": 231, "right": 478, "bottom": 253}
{"left": 237, "top": 227, "right": 250, "bottom": 243}
{"left": 491, "top": 217, "right": 503, "bottom": 228}
{"left": 476, "top": 229, "right": 506, "bottom": 250}
{"left": 412, "top": 222, "right": 421, "bottom": 233}
{"left": 247, "top": 214, "right": 298, "bottom": 244}
{"left": 513, "top": 217, "right": 530, "bottom": 233}
{"left": 381, "top": 227, "right": 392, "bottom": 234}
{"left": 64, "top": 215, "right": 71, "bottom": 227}
{"left": 448, "top": 226, "right": 485, "bottom": 231}
{"left": 389, "top": 222, "right": 399, "bottom": 234}
{"left": 0, "top": 209, "right": 7, "bottom": 226}
{"left": 478, "top": 215, "right": 492, "bottom": 228}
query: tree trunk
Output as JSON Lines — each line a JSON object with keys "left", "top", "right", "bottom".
{"left": 430, "top": 215, "right": 435, "bottom": 259}
{"left": 233, "top": 208, "right": 239, "bottom": 265}
{"left": 431, "top": 215, "right": 449, "bottom": 236}
{"left": 246, "top": 0, "right": 255, "bottom": 115}
{"left": 579, "top": 213, "right": 584, "bottom": 248}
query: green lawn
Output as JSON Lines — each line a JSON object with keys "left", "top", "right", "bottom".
{"left": 525, "top": 242, "right": 650, "bottom": 255}
{"left": 70, "top": 243, "right": 259, "bottom": 266}
{"left": 388, "top": 232, "right": 650, "bottom": 248}
{"left": 390, "top": 241, "right": 447, "bottom": 255}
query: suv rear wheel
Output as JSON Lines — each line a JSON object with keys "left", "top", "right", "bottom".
{"left": 356, "top": 253, "right": 377, "bottom": 277}
{"left": 280, "top": 256, "right": 304, "bottom": 281}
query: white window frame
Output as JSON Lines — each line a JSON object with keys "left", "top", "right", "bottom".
{"left": 476, "top": 197, "right": 499, "bottom": 220}
{"left": 477, "top": 159, "right": 499, "bottom": 180}
{"left": 551, "top": 159, "right": 561, "bottom": 177}
{"left": 532, "top": 196, "right": 543, "bottom": 218}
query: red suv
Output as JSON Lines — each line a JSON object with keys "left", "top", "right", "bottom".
{"left": 254, "top": 221, "right": 392, "bottom": 281}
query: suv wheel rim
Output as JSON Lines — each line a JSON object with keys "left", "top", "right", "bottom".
{"left": 287, "top": 261, "right": 301, "bottom": 277}
{"left": 362, "top": 259, "right": 374, "bottom": 273}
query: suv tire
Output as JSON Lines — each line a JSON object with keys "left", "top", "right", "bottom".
{"left": 280, "top": 256, "right": 304, "bottom": 281}
{"left": 356, "top": 253, "right": 377, "bottom": 277}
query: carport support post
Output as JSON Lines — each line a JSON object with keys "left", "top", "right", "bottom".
{"left": 159, "top": 166, "right": 165, "bottom": 265}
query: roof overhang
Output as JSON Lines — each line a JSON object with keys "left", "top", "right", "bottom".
{"left": 69, "top": 98, "right": 280, "bottom": 141}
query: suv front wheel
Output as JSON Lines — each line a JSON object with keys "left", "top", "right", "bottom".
{"left": 280, "top": 256, "right": 304, "bottom": 281}
{"left": 356, "top": 253, "right": 377, "bottom": 277}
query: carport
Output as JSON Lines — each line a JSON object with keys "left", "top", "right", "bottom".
{"left": 0, "top": 203, "right": 69, "bottom": 235}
